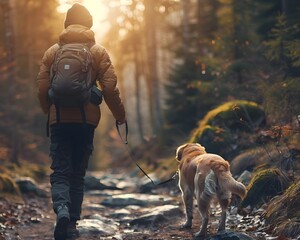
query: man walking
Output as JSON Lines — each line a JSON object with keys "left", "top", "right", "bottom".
{"left": 36, "top": 3, "right": 126, "bottom": 240}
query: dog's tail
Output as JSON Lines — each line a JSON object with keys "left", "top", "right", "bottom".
{"left": 228, "top": 178, "right": 246, "bottom": 199}
{"left": 210, "top": 159, "right": 246, "bottom": 199}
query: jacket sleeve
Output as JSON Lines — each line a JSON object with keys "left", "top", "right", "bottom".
{"left": 36, "top": 44, "right": 58, "bottom": 114}
{"left": 95, "top": 47, "right": 126, "bottom": 123}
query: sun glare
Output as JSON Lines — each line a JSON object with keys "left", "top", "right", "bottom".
{"left": 58, "top": 0, "right": 110, "bottom": 41}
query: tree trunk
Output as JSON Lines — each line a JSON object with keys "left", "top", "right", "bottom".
{"left": 133, "top": 35, "right": 144, "bottom": 141}
{"left": 1, "top": 0, "right": 19, "bottom": 165}
{"left": 144, "top": 0, "right": 162, "bottom": 134}
{"left": 232, "top": 0, "right": 243, "bottom": 83}
{"left": 182, "top": 0, "right": 190, "bottom": 58}
{"left": 281, "top": 0, "right": 287, "bottom": 14}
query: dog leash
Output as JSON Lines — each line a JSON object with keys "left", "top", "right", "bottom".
{"left": 116, "top": 120, "right": 178, "bottom": 186}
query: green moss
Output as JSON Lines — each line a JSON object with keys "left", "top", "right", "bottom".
{"left": 241, "top": 168, "right": 291, "bottom": 208}
{"left": 190, "top": 125, "right": 233, "bottom": 155}
{"left": 190, "top": 100, "right": 266, "bottom": 158}
{"left": 197, "top": 100, "right": 265, "bottom": 132}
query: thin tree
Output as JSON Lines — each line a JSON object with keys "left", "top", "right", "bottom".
{"left": 1, "top": 0, "right": 19, "bottom": 165}
{"left": 144, "top": 0, "right": 163, "bottom": 134}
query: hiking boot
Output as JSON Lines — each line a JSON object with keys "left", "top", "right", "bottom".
{"left": 54, "top": 204, "right": 70, "bottom": 240}
{"left": 67, "top": 221, "right": 79, "bottom": 238}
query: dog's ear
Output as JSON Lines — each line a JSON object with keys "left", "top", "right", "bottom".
{"left": 176, "top": 144, "right": 188, "bottom": 161}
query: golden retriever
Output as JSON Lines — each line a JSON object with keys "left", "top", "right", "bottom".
{"left": 176, "top": 143, "right": 246, "bottom": 238}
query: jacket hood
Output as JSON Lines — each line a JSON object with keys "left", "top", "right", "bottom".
{"left": 64, "top": 3, "right": 93, "bottom": 29}
{"left": 59, "top": 25, "right": 95, "bottom": 44}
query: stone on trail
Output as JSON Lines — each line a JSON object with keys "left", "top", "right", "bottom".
{"left": 15, "top": 177, "right": 47, "bottom": 197}
{"left": 206, "top": 230, "right": 254, "bottom": 240}
{"left": 138, "top": 173, "right": 159, "bottom": 193}
{"left": 129, "top": 205, "right": 182, "bottom": 226}
{"left": 83, "top": 203, "right": 106, "bottom": 212}
{"left": 109, "top": 208, "right": 131, "bottom": 218}
{"left": 84, "top": 175, "right": 121, "bottom": 191}
{"left": 101, "top": 193, "right": 174, "bottom": 207}
{"left": 77, "top": 215, "right": 119, "bottom": 237}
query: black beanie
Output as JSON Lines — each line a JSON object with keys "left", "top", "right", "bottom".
{"left": 64, "top": 3, "right": 93, "bottom": 29}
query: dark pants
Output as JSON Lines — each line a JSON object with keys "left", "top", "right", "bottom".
{"left": 49, "top": 123, "right": 95, "bottom": 221}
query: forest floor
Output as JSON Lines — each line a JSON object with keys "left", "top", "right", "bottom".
{"left": 0, "top": 170, "right": 284, "bottom": 240}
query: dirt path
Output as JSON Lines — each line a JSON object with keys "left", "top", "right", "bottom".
{"left": 1, "top": 193, "right": 196, "bottom": 240}
{"left": 0, "top": 172, "right": 274, "bottom": 240}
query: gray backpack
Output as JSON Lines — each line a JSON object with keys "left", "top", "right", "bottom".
{"left": 49, "top": 42, "right": 94, "bottom": 107}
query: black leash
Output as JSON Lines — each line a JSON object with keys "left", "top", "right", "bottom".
{"left": 116, "top": 120, "right": 178, "bottom": 186}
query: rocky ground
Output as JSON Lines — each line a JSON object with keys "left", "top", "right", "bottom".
{"left": 0, "top": 171, "right": 290, "bottom": 240}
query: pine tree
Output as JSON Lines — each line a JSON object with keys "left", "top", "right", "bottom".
{"left": 261, "top": 14, "right": 300, "bottom": 122}
{"left": 163, "top": 0, "right": 227, "bottom": 138}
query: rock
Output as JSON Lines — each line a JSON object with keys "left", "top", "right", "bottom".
{"left": 138, "top": 173, "right": 159, "bottom": 193}
{"left": 15, "top": 177, "right": 47, "bottom": 197}
{"left": 84, "top": 175, "right": 121, "bottom": 191}
{"left": 110, "top": 208, "right": 131, "bottom": 218}
{"left": 77, "top": 215, "right": 119, "bottom": 237}
{"left": 230, "top": 148, "right": 266, "bottom": 176}
{"left": 129, "top": 205, "right": 182, "bottom": 226}
{"left": 101, "top": 193, "right": 174, "bottom": 207}
{"left": 115, "top": 179, "right": 137, "bottom": 190}
{"left": 94, "top": 172, "right": 138, "bottom": 189}
{"left": 83, "top": 203, "right": 106, "bottom": 212}
{"left": 230, "top": 147, "right": 295, "bottom": 176}
{"left": 206, "top": 230, "right": 254, "bottom": 239}
{"left": 85, "top": 189, "right": 123, "bottom": 197}
{"left": 237, "top": 170, "right": 252, "bottom": 186}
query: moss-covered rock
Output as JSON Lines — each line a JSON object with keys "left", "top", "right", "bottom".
{"left": 241, "top": 168, "right": 291, "bottom": 208}
{"left": 191, "top": 125, "right": 235, "bottom": 158}
{"left": 194, "top": 100, "right": 265, "bottom": 133}
{"left": 265, "top": 180, "right": 300, "bottom": 238}
{"left": 190, "top": 100, "right": 266, "bottom": 158}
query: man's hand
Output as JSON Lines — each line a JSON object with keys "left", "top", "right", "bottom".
{"left": 116, "top": 119, "right": 128, "bottom": 144}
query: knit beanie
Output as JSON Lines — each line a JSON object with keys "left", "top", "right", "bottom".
{"left": 64, "top": 3, "right": 93, "bottom": 29}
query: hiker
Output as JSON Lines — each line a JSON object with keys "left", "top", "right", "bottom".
{"left": 36, "top": 3, "right": 126, "bottom": 240}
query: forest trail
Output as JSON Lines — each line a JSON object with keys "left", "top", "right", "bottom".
{"left": 1, "top": 171, "right": 277, "bottom": 240}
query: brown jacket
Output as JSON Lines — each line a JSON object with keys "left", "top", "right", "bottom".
{"left": 36, "top": 25, "right": 125, "bottom": 127}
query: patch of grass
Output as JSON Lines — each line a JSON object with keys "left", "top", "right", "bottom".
{"left": 265, "top": 179, "right": 300, "bottom": 238}
{"left": 0, "top": 173, "right": 20, "bottom": 195}
{"left": 2, "top": 162, "right": 49, "bottom": 182}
